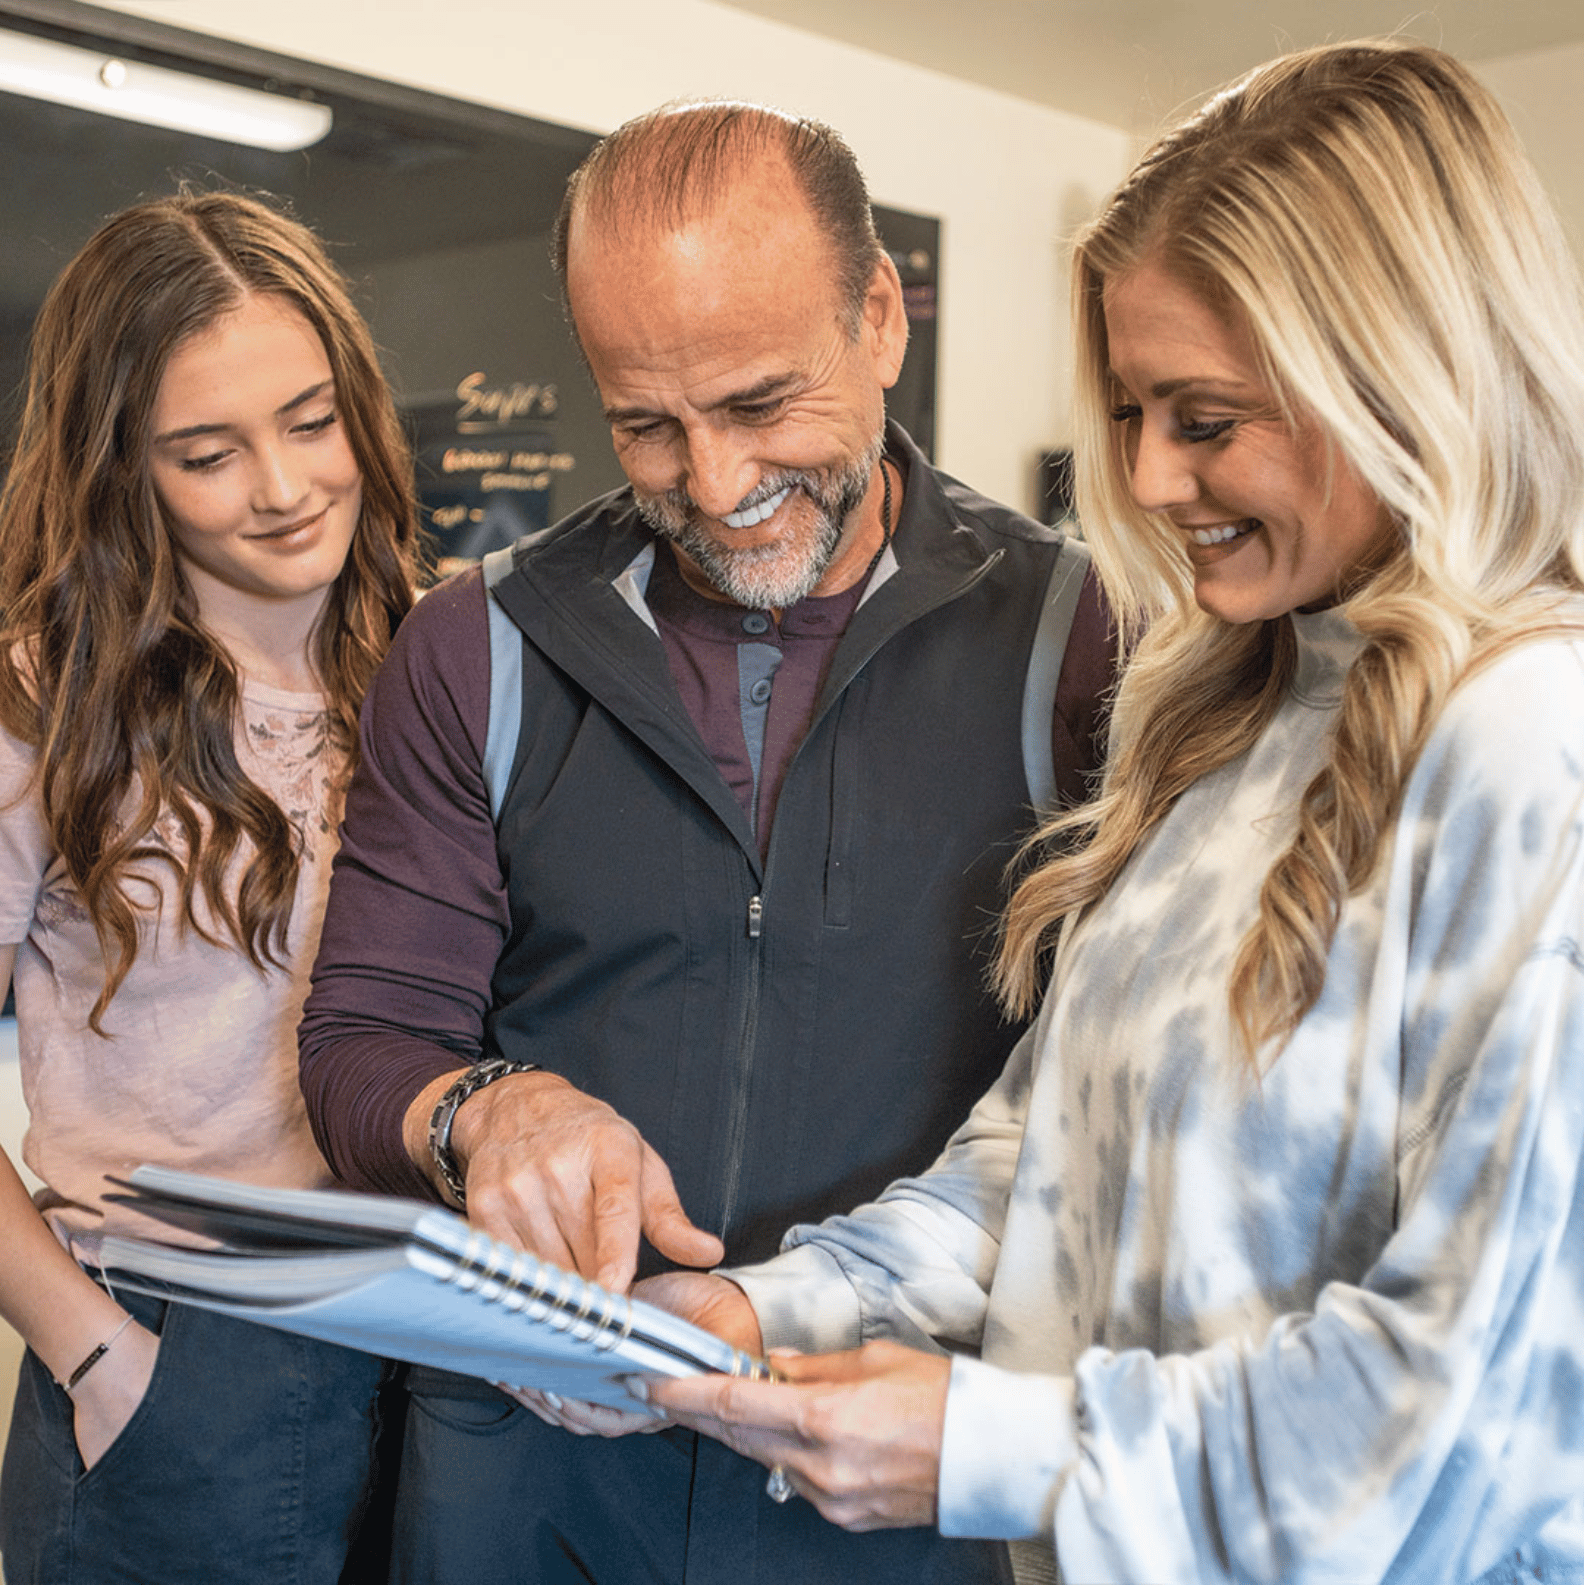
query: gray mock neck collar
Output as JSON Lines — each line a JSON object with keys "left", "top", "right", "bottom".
{"left": 1288, "top": 606, "right": 1365, "bottom": 706}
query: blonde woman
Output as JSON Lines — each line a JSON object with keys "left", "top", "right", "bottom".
{"left": 637, "top": 42, "right": 1584, "bottom": 1585}
{"left": 0, "top": 193, "right": 420, "bottom": 1582}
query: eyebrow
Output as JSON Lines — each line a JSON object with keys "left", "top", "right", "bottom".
{"left": 603, "top": 372, "right": 798, "bottom": 426}
{"left": 1110, "top": 373, "right": 1258, "bottom": 402}
{"left": 152, "top": 379, "right": 334, "bottom": 445}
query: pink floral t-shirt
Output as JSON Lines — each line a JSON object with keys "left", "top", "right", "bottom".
{"left": 0, "top": 680, "right": 344, "bottom": 1247}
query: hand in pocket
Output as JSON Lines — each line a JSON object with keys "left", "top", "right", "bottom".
{"left": 70, "top": 1320, "right": 161, "bottom": 1471}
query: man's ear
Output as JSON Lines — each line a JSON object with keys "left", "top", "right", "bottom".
{"left": 862, "top": 252, "right": 910, "bottom": 391}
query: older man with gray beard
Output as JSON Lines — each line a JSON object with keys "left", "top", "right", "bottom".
{"left": 300, "top": 99, "right": 1111, "bottom": 1585}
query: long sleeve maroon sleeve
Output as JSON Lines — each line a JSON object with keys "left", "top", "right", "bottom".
{"left": 299, "top": 569, "right": 505, "bottom": 1198}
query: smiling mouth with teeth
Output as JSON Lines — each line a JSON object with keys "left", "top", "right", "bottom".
{"left": 1189, "top": 519, "right": 1260, "bottom": 547}
{"left": 721, "top": 484, "right": 793, "bottom": 530}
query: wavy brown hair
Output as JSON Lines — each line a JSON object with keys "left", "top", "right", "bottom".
{"left": 0, "top": 191, "right": 421, "bottom": 1030}
{"left": 997, "top": 41, "right": 1584, "bottom": 1064}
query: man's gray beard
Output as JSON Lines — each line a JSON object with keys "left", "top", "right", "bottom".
{"left": 634, "top": 431, "right": 885, "bottom": 609}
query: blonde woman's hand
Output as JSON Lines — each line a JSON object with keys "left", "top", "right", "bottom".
{"left": 648, "top": 1340, "right": 950, "bottom": 1530}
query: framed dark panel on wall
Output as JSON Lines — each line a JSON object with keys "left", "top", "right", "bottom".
{"left": 0, "top": 0, "right": 941, "bottom": 570}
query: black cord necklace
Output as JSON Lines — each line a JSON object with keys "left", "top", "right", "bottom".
{"left": 860, "top": 455, "right": 895, "bottom": 585}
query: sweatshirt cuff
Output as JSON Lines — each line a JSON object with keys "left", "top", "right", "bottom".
{"left": 937, "top": 1354, "right": 1079, "bottom": 1541}
{"left": 720, "top": 1243, "right": 865, "bottom": 1355}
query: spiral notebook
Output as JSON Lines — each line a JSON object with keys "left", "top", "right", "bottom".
{"left": 92, "top": 1166, "right": 769, "bottom": 1409}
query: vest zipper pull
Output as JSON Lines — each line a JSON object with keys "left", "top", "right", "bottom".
{"left": 747, "top": 895, "right": 763, "bottom": 939}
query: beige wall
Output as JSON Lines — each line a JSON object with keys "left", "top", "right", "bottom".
{"left": 92, "top": 0, "right": 1133, "bottom": 516}
{"left": 1477, "top": 40, "right": 1584, "bottom": 259}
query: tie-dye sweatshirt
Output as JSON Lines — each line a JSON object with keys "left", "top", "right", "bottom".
{"left": 732, "top": 606, "right": 1584, "bottom": 1585}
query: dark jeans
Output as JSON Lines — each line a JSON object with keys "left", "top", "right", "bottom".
{"left": 0, "top": 1287, "right": 389, "bottom": 1585}
{"left": 390, "top": 1366, "right": 1011, "bottom": 1585}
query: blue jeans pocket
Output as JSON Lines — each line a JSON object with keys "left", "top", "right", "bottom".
{"left": 406, "top": 1367, "right": 521, "bottom": 1436}
{"left": 2, "top": 1289, "right": 383, "bottom": 1585}
{"left": 73, "top": 1292, "right": 177, "bottom": 1490}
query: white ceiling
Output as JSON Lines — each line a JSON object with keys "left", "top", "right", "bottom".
{"left": 708, "top": 0, "right": 1584, "bottom": 131}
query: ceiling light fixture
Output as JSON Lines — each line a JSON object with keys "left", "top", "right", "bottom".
{"left": 0, "top": 26, "right": 333, "bottom": 151}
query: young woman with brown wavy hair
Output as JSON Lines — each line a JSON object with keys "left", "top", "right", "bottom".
{"left": 626, "top": 42, "right": 1584, "bottom": 1585}
{"left": 0, "top": 191, "right": 420, "bottom": 1582}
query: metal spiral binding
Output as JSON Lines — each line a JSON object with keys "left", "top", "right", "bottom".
{"left": 434, "top": 1221, "right": 773, "bottom": 1378}
{"left": 730, "top": 1352, "right": 775, "bottom": 1382}
{"left": 437, "top": 1224, "right": 634, "bottom": 1352}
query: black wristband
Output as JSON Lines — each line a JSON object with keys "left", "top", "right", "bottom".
{"left": 56, "top": 1313, "right": 134, "bottom": 1393}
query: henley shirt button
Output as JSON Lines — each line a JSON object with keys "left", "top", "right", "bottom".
{"left": 741, "top": 613, "right": 771, "bottom": 635}
{"left": 749, "top": 678, "right": 773, "bottom": 704}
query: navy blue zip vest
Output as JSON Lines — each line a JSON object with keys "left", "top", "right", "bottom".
{"left": 481, "top": 431, "right": 1086, "bottom": 1269}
